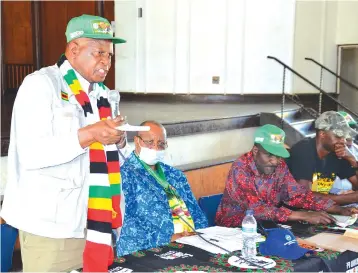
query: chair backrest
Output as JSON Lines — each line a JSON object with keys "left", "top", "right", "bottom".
{"left": 1, "top": 223, "right": 18, "bottom": 272}
{"left": 198, "top": 193, "right": 223, "bottom": 227}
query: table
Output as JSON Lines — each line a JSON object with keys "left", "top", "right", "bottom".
{"left": 76, "top": 223, "right": 358, "bottom": 272}
{"left": 76, "top": 242, "right": 356, "bottom": 272}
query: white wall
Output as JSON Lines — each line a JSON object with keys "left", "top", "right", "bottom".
{"left": 336, "top": 1, "right": 358, "bottom": 44}
{"left": 292, "top": 0, "right": 358, "bottom": 94}
{"left": 114, "top": 0, "right": 295, "bottom": 94}
{"left": 115, "top": 0, "right": 358, "bottom": 95}
{"left": 292, "top": 0, "right": 338, "bottom": 94}
{"left": 167, "top": 127, "right": 255, "bottom": 166}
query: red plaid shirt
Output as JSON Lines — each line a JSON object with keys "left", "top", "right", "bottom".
{"left": 216, "top": 151, "right": 335, "bottom": 227}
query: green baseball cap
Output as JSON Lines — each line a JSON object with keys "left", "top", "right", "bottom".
{"left": 65, "top": 14, "right": 126, "bottom": 44}
{"left": 254, "top": 124, "right": 290, "bottom": 158}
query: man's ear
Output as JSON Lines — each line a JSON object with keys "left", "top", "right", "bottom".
{"left": 318, "top": 130, "right": 325, "bottom": 139}
{"left": 67, "top": 41, "right": 80, "bottom": 59}
{"left": 252, "top": 145, "right": 258, "bottom": 156}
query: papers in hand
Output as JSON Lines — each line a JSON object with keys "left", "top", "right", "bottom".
{"left": 115, "top": 124, "right": 150, "bottom": 132}
{"left": 175, "top": 226, "right": 265, "bottom": 254}
{"left": 332, "top": 214, "right": 358, "bottom": 228}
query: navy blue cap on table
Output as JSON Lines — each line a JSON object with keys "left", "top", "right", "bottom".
{"left": 259, "top": 228, "right": 312, "bottom": 260}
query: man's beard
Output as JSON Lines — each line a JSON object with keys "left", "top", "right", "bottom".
{"left": 255, "top": 161, "right": 277, "bottom": 175}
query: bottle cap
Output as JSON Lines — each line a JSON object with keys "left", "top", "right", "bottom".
{"left": 246, "top": 209, "right": 254, "bottom": 216}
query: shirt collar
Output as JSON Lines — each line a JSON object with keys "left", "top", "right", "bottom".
{"left": 73, "top": 70, "right": 100, "bottom": 99}
{"left": 73, "top": 70, "right": 90, "bottom": 94}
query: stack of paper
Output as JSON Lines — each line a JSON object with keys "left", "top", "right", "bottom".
{"left": 175, "top": 226, "right": 265, "bottom": 254}
{"left": 331, "top": 214, "right": 358, "bottom": 228}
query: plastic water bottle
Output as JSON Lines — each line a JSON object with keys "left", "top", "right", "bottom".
{"left": 241, "top": 209, "right": 257, "bottom": 258}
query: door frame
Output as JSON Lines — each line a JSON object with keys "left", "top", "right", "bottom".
{"left": 336, "top": 44, "right": 358, "bottom": 95}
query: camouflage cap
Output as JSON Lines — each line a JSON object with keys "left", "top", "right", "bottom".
{"left": 315, "top": 111, "right": 358, "bottom": 138}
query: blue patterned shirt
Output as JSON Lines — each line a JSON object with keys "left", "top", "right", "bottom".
{"left": 116, "top": 152, "right": 208, "bottom": 256}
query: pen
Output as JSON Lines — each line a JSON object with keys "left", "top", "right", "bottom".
{"left": 209, "top": 238, "right": 219, "bottom": 242}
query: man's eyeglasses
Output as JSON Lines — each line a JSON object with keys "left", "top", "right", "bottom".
{"left": 137, "top": 136, "right": 168, "bottom": 150}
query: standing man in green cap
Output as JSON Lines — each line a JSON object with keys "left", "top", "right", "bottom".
{"left": 287, "top": 111, "right": 358, "bottom": 205}
{"left": 216, "top": 124, "right": 356, "bottom": 228}
{"left": 1, "top": 14, "right": 128, "bottom": 272}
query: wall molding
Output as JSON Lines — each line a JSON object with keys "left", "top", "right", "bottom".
{"left": 1, "top": 93, "right": 339, "bottom": 157}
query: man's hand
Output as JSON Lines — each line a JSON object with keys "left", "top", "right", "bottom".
{"left": 170, "top": 231, "right": 196, "bottom": 242}
{"left": 335, "top": 143, "right": 357, "bottom": 167}
{"left": 327, "top": 204, "right": 358, "bottom": 216}
{"left": 78, "top": 115, "right": 126, "bottom": 148}
{"left": 338, "top": 207, "right": 358, "bottom": 216}
{"left": 289, "top": 211, "right": 335, "bottom": 225}
{"left": 339, "top": 190, "right": 355, "bottom": 195}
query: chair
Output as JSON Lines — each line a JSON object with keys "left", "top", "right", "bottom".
{"left": 198, "top": 193, "right": 223, "bottom": 227}
{"left": 1, "top": 223, "right": 18, "bottom": 272}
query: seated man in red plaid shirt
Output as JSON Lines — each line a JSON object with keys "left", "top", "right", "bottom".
{"left": 216, "top": 124, "right": 357, "bottom": 227}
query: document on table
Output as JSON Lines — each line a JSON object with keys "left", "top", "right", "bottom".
{"left": 331, "top": 214, "right": 358, "bottom": 228}
{"left": 175, "top": 226, "right": 265, "bottom": 254}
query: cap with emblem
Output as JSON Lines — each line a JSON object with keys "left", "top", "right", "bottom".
{"left": 259, "top": 228, "right": 313, "bottom": 260}
{"left": 65, "top": 14, "right": 126, "bottom": 44}
{"left": 315, "top": 111, "right": 357, "bottom": 138}
{"left": 338, "top": 111, "right": 357, "bottom": 127}
{"left": 254, "top": 124, "right": 290, "bottom": 158}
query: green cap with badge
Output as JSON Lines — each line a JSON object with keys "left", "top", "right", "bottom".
{"left": 65, "top": 14, "right": 126, "bottom": 44}
{"left": 338, "top": 111, "right": 357, "bottom": 127}
{"left": 254, "top": 124, "right": 290, "bottom": 158}
{"left": 315, "top": 111, "right": 357, "bottom": 138}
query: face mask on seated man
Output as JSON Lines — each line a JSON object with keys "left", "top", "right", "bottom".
{"left": 115, "top": 120, "right": 208, "bottom": 257}
{"left": 137, "top": 137, "right": 166, "bottom": 165}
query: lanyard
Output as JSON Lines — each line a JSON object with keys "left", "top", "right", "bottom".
{"left": 135, "top": 153, "right": 180, "bottom": 198}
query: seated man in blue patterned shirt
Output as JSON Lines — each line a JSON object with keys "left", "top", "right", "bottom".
{"left": 116, "top": 120, "right": 208, "bottom": 256}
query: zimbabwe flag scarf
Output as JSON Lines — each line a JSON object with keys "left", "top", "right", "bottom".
{"left": 57, "top": 55, "right": 122, "bottom": 272}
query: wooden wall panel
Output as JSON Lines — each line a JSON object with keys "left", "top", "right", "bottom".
{"left": 39, "top": 0, "right": 115, "bottom": 88}
{"left": 40, "top": 1, "right": 97, "bottom": 66}
{"left": 184, "top": 163, "right": 233, "bottom": 200}
{"left": 2, "top": 1, "right": 33, "bottom": 64}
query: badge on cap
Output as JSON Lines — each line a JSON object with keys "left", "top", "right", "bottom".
{"left": 92, "top": 20, "right": 113, "bottom": 35}
{"left": 270, "top": 134, "right": 284, "bottom": 144}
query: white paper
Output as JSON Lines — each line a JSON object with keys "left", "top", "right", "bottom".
{"left": 332, "top": 214, "right": 358, "bottom": 228}
{"left": 175, "top": 226, "right": 265, "bottom": 254}
{"left": 228, "top": 255, "right": 276, "bottom": 269}
{"left": 115, "top": 124, "right": 150, "bottom": 132}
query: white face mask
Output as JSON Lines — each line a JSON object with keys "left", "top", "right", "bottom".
{"left": 139, "top": 146, "right": 166, "bottom": 165}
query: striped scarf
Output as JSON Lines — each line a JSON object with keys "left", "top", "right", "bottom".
{"left": 168, "top": 192, "right": 195, "bottom": 233}
{"left": 57, "top": 55, "right": 122, "bottom": 272}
